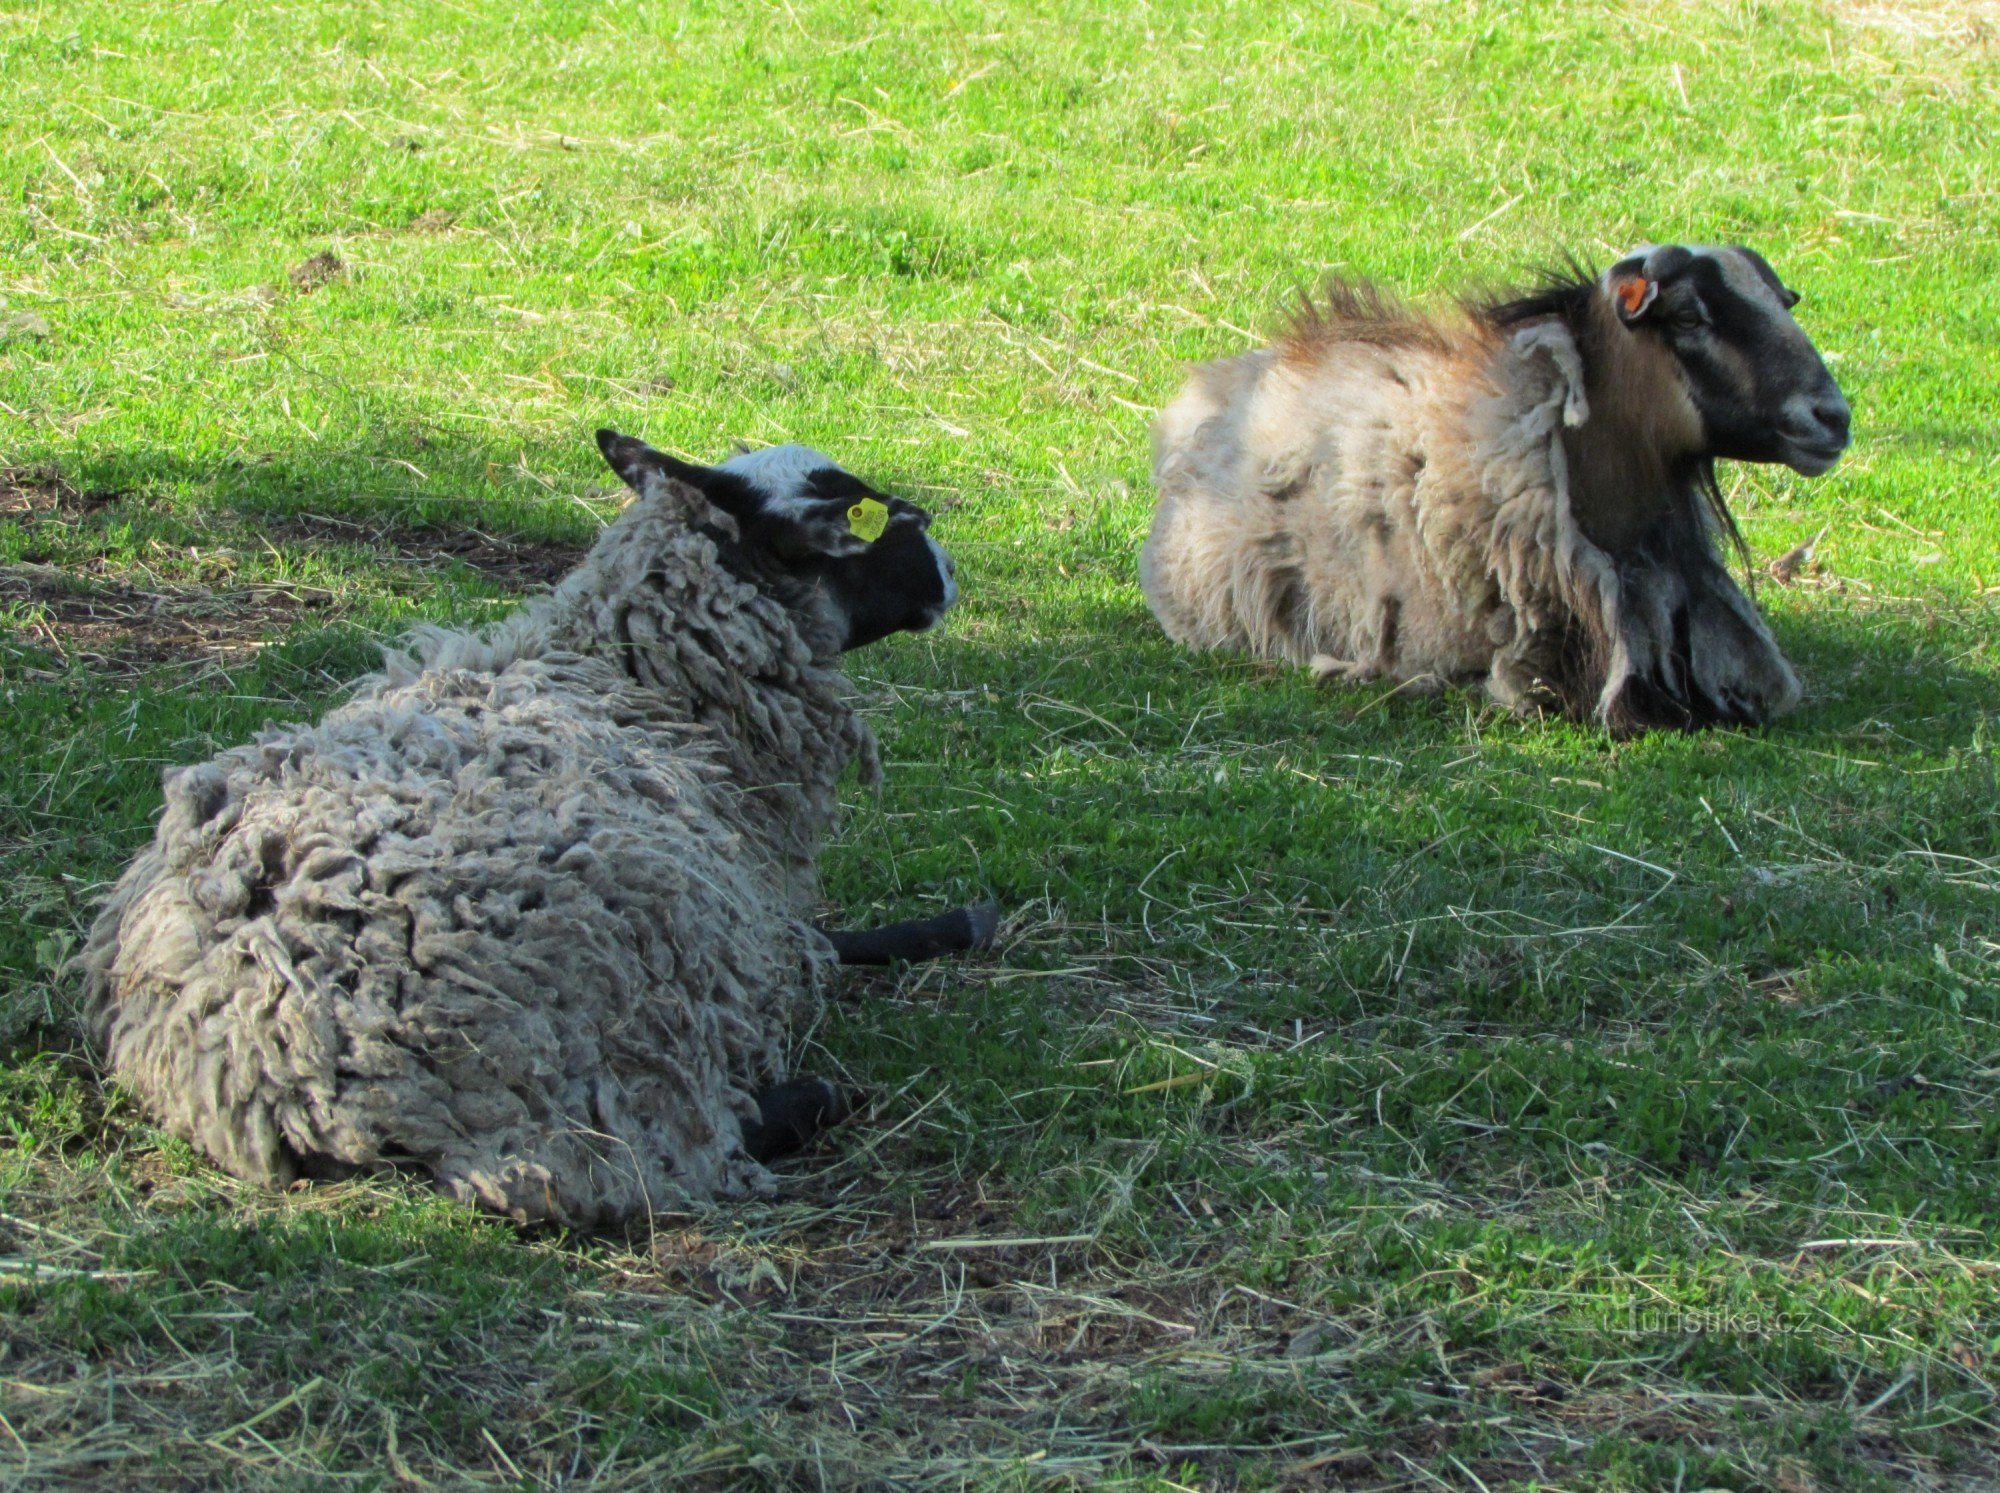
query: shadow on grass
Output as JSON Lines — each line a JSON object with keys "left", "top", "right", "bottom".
{"left": 6, "top": 457, "right": 1999, "bottom": 1487}
{"left": 46, "top": 435, "right": 614, "bottom": 543}
{"left": 943, "top": 588, "right": 2000, "bottom": 761}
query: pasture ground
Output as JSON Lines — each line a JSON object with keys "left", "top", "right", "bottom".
{"left": 3, "top": 2, "right": 1999, "bottom": 1486}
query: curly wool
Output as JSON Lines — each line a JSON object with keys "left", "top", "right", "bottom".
{"left": 411, "top": 492, "right": 881, "bottom": 900}
{"left": 75, "top": 479, "right": 874, "bottom": 1227}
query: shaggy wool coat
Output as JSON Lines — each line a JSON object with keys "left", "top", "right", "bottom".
{"left": 1142, "top": 292, "right": 1800, "bottom": 732}
{"left": 75, "top": 481, "right": 875, "bottom": 1227}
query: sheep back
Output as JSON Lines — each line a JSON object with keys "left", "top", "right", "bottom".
{"left": 1143, "top": 334, "right": 1509, "bottom": 687}
{"left": 75, "top": 651, "right": 824, "bottom": 1227}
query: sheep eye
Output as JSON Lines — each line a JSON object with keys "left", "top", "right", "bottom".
{"left": 1668, "top": 307, "right": 1706, "bottom": 333}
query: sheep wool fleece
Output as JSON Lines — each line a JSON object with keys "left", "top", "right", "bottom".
{"left": 76, "top": 481, "right": 873, "bottom": 1227}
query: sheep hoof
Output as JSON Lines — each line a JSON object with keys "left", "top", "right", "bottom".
{"left": 963, "top": 901, "right": 1002, "bottom": 950}
{"left": 743, "top": 1077, "right": 856, "bottom": 1163}
{"left": 1309, "top": 653, "right": 1366, "bottom": 685}
{"left": 822, "top": 902, "right": 1004, "bottom": 965}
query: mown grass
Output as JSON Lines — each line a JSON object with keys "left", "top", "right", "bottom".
{"left": 4, "top": 0, "right": 1999, "bottom": 1486}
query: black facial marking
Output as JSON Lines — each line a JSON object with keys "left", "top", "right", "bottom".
{"left": 821, "top": 512, "right": 951, "bottom": 650}
{"left": 756, "top": 467, "right": 951, "bottom": 650}
{"left": 1632, "top": 252, "right": 1847, "bottom": 470}
{"left": 595, "top": 432, "right": 956, "bottom": 654}
{"left": 800, "top": 467, "right": 884, "bottom": 507}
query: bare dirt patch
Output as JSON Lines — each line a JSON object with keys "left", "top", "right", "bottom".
{"left": 261, "top": 510, "right": 587, "bottom": 590}
{"left": 0, "top": 468, "right": 120, "bottom": 524}
{"left": 5, "top": 474, "right": 588, "bottom": 675}
{"left": 0, "top": 565, "right": 329, "bottom": 677}
{"left": 288, "top": 250, "right": 346, "bottom": 293}
{"left": 4, "top": 484, "right": 587, "bottom": 676}
{"left": 6, "top": 470, "right": 586, "bottom": 593}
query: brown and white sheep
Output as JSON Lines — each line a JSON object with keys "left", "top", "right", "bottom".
{"left": 1140, "top": 245, "right": 1851, "bottom": 733}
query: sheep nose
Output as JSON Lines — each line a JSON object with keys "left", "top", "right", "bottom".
{"left": 1813, "top": 395, "right": 1851, "bottom": 445}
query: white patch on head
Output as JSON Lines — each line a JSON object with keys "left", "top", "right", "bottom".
{"left": 926, "top": 532, "right": 959, "bottom": 617}
{"left": 718, "top": 443, "right": 844, "bottom": 516}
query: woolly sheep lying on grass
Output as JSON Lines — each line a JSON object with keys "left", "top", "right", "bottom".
{"left": 75, "top": 429, "right": 993, "bottom": 1228}
{"left": 1142, "top": 245, "right": 1852, "bottom": 734}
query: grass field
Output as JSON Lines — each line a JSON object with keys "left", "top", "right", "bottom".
{"left": 4, "top": 1, "right": 1999, "bottom": 1486}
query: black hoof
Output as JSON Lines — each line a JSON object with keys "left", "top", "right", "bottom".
{"left": 742, "top": 1077, "right": 855, "bottom": 1164}
{"left": 962, "top": 901, "right": 1002, "bottom": 950}
{"left": 821, "top": 902, "right": 1005, "bottom": 966}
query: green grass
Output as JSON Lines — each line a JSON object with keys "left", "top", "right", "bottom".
{"left": 4, "top": 0, "right": 1999, "bottom": 1485}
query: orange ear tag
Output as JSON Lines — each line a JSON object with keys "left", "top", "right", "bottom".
{"left": 1617, "top": 277, "right": 1650, "bottom": 315}
{"left": 847, "top": 498, "right": 889, "bottom": 543}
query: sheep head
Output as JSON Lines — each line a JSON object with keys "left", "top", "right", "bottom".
{"left": 595, "top": 428, "right": 959, "bottom": 652}
{"left": 1604, "top": 244, "right": 1851, "bottom": 477}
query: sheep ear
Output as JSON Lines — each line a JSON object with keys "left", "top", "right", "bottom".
{"left": 766, "top": 503, "right": 882, "bottom": 562}
{"left": 594, "top": 428, "right": 767, "bottom": 534}
{"left": 595, "top": 429, "right": 717, "bottom": 496}
{"left": 1610, "top": 272, "right": 1659, "bottom": 324}
{"left": 1610, "top": 244, "right": 1692, "bottom": 325}
{"left": 1728, "top": 245, "right": 1803, "bottom": 311}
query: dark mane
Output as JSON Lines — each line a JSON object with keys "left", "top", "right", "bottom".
{"left": 1473, "top": 254, "right": 1600, "bottom": 332}
{"left": 1279, "top": 277, "right": 1456, "bottom": 357}
{"left": 1474, "top": 258, "right": 1755, "bottom": 585}
{"left": 1691, "top": 455, "right": 1754, "bottom": 586}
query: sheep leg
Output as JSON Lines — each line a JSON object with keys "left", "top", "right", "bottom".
{"left": 821, "top": 902, "right": 1001, "bottom": 965}
{"left": 742, "top": 1077, "right": 854, "bottom": 1163}
{"left": 1309, "top": 653, "right": 1371, "bottom": 685}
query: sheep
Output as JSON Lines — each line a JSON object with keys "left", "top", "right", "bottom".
{"left": 1140, "top": 244, "right": 1852, "bottom": 734}
{"left": 73, "top": 429, "right": 989, "bottom": 1228}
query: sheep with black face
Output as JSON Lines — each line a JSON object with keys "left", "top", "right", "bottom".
{"left": 1141, "top": 244, "right": 1850, "bottom": 733}
{"left": 75, "top": 430, "right": 988, "bottom": 1228}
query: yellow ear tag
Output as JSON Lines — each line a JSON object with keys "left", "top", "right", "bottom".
{"left": 847, "top": 498, "right": 890, "bottom": 543}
